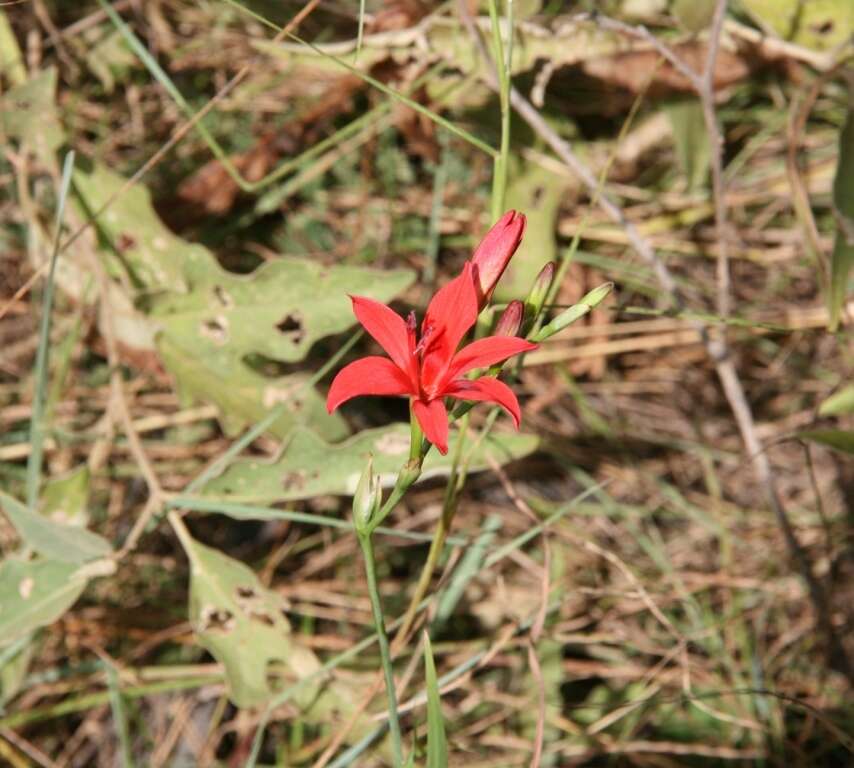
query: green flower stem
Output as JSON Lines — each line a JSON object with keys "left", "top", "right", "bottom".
{"left": 392, "top": 412, "right": 469, "bottom": 649}
{"left": 357, "top": 530, "right": 403, "bottom": 766}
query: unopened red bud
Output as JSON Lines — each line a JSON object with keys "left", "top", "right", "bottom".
{"left": 495, "top": 300, "right": 524, "bottom": 337}
{"left": 470, "top": 210, "right": 526, "bottom": 308}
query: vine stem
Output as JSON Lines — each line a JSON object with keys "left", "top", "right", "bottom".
{"left": 358, "top": 531, "right": 404, "bottom": 766}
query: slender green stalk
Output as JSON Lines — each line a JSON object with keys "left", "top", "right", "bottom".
{"left": 487, "top": 0, "right": 513, "bottom": 220}
{"left": 26, "top": 151, "right": 75, "bottom": 510}
{"left": 358, "top": 532, "right": 403, "bottom": 766}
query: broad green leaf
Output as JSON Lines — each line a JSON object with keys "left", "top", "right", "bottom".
{"left": 0, "top": 491, "right": 112, "bottom": 564}
{"left": 0, "top": 68, "right": 64, "bottom": 163}
{"left": 176, "top": 530, "right": 363, "bottom": 713}
{"left": 158, "top": 335, "right": 348, "bottom": 441}
{"left": 494, "top": 160, "right": 568, "bottom": 302}
{"left": 818, "top": 385, "right": 854, "bottom": 417}
{"left": 73, "top": 163, "right": 412, "bottom": 439}
{"left": 829, "top": 104, "right": 854, "bottom": 331}
{"left": 0, "top": 558, "right": 88, "bottom": 644}
{"left": 41, "top": 466, "right": 91, "bottom": 526}
{"left": 72, "top": 164, "right": 197, "bottom": 292}
{"left": 666, "top": 100, "right": 709, "bottom": 191}
{"left": 798, "top": 429, "right": 854, "bottom": 454}
{"left": 424, "top": 634, "right": 448, "bottom": 768}
{"left": 738, "top": 0, "right": 853, "bottom": 50}
{"left": 150, "top": 254, "right": 414, "bottom": 366}
{"left": 200, "top": 425, "right": 539, "bottom": 504}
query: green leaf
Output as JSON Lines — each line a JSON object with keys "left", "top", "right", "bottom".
{"left": 424, "top": 634, "right": 448, "bottom": 768}
{"left": 494, "top": 160, "right": 568, "bottom": 302}
{"left": 176, "top": 530, "right": 324, "bottom": 708}
{"left": 737, "top": 0, "right": 853, "bottom": 50}
{"left": 73, "top": 162, "right": 412, "bottom": 439}
{"left": 829, "top": 104, "right": 854, "bottom": 331}
{"left": 72, "top": 163, "right": 197, "bottom": 293}
{"left": 818, "top": 385, "right": 854, "bottom": 417}
{"left": 0, "top": 490, "right": 112, "bottom": 564}
{"left": 0, "top": 10, "right": 26, "bottom": 86}
{"left": 158, "top": 334, "right": 348, "bottom": 441}
{"left": 199, "top": 424, "right": 539, "bottom": 504}
{"left": 797, "top": 429, "right": 854, "bottom": 454}
{"left": 0, "top": 558, "right": 89, "bottom": 644}
{"left": 0, "top": 68, "right": 64, "bottom": 162}
{"left": 150, "top": 253, "right": 414, "bottom": 366}
{"left": 0, "top": 636, "right": 35, "bottom": 705}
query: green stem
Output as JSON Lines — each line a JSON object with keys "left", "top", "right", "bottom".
{"left": 358, "top": 532, "right": 403, "bottom": 766}
{"left": 393, "top": 412, "right": 469, "bottom": 648}
{"left": 487, "top": 0, "right": 512, "bottom": 220}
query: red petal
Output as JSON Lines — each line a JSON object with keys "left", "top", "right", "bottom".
{"left": 412, "top": 398, "right": 449, "bottom": 454}
{"left": 448, "top": 336, "right": 537, "bottom": 381}
{"left": 326, "top": 357, "right": 414, "bottom": 412}
{"left": 471, "top": 210, "right": 526, "bottom": 307}
{"left": 420, "top": 263, "right": 478, "bottom": 388}
{"left": 350, "top": 296, "right": 413, "bottom": 375}
{"left": 445, "top": 377, "right": 523, "bottom": 428}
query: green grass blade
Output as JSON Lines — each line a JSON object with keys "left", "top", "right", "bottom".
{"left": 105, "top": 663, "right": 135, "bottom": 768}
{"left": 424, "top": 633, "right": 448, "bottom": 768}
{"left": 829, "top": 103, "right": 854, "bottom": 330}
{"left": 26, "top": 150, "right": 75, "bottom": 510}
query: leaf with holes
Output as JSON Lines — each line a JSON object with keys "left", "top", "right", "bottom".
{"left": 150, "top": 252, "right": 413, "bottom": 365}
{"left": 0, "top": 558, "right": 89, "bottom": 644}
{"left": 1, "top": 490, "right": 112, "bottom": 564}
{"left": 199, "top": 424, "right": 539, "bottom": 504}
{"left": 178, "top": 531, "right": 317, "bottom": 708}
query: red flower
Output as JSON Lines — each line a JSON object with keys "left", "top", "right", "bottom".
{"left": 327, "top": 263, "right": 537, "bottom": 454}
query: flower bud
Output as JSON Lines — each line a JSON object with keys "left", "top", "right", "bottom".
{"left": 494, "top": 300, "right": 524, "bottom": 337}
{"left": 470, "top": 210, "right": 526, "bottom": 308}
{"left": 523, "top": 261, "right": 556, "bottom": 327}
{"left": 531, "top": 282, "right": 613, "bottom": 342}
{"left": 353, "top": 456, "right": 382, "bottom": 535}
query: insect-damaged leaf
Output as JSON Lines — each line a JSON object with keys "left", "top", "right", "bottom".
{"left": 199, "top": 424, "right": 539, "bottom": 504}
{"left": 150, "top": 251, "right": 414, "bottom": 365}
{"left": 178, "top": 531, "right": 324, "bottom": 708}
{"left": 72, "top": 163, "right": 413, "bottom": 440}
